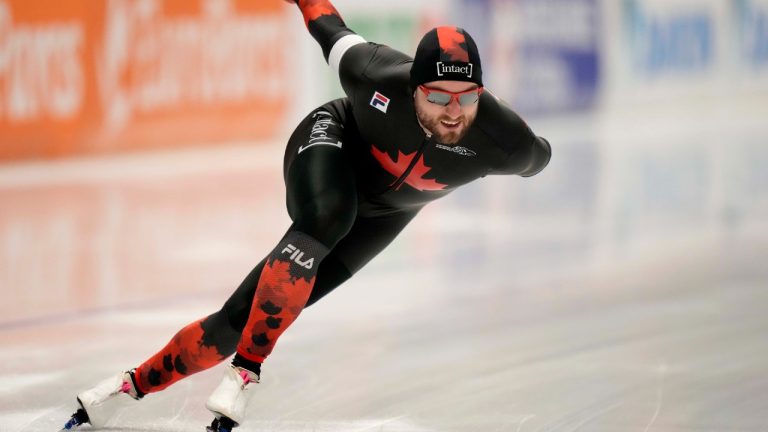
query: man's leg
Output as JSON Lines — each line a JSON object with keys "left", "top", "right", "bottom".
{"left": 231, "top": 138, "right": 357, "bottom": 369}
{"left": 63, "top": 205, "right": 414, "bottom": 429}
{"left": 203, "top": 208, "right": 421, "bottom": 429}
{"left": 132, "top": 309, "right": 242, "bottom": 395}
{"left": 132, "top": 204, "right": 419, "bottom": 394}
{"left": 63, "top": 107, "right": 357, "bottom": 430}
{"left": 130, "top": 254, "right": 355, "bottom": 395}
{"left": 305, "top": 208, "right": 420, "bottom": 306}
{"left": 205, "top": 109, "right": 358, "bottom": 427}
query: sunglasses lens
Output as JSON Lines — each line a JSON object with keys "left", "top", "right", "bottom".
{"left": 421, "top": 87, "right": 482, "bottom": 106}
{"left": 458, "top": 92, "right": 480, "bottom": 106}
{"left": 425, "top": 92, "right": 451, "bottom": 106}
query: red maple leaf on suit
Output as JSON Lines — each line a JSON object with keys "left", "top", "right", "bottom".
{"left": 297, "top": 0, "right": 341, "bottom": 27}
{"left": 437, "top": 27, "right": 469, "bottom": 62}
{"left": 371, "top": 146, "right": 448, "bottom": 192}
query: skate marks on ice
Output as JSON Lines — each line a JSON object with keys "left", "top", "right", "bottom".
{"left": 641, "top": 362, "right": 667, "bottom": 432}
{"left": 3, "top": 143, "right": 768, "bottom": 430}
{"left": 2, "top": 407, "right": 64, "bottom": 432}
{"left": 14, "top": 409, "right": 437, "bottom": 432}
{"left": 3, "top": 265, "right": 768, "bottom": 431}
{"left": 1, "top": 389, "right": 195, "bottom": 432}
{"left": 6, "top": 274, "right": 768, "bottom": 432}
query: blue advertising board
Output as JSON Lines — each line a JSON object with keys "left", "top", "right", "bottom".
{"left": 455, "top": 0, "right": 600, "bottom": 114}
{"left": 622, "top": 0, "right": 715, "bottom": 78}
{"left": 734, "top": 0, "right": 768, "bottom": 70}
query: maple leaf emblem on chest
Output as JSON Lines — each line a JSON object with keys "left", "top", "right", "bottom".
{"left": 371, "top": 145, "right": 448, "bottom": 191}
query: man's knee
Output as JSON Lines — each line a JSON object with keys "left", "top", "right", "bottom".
{"left": 291, "top": 190, "right": 356, "bottom": 247}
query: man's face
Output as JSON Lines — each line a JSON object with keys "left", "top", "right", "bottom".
{"left": 413, "top": 80, "right": 481, "bottom": 145}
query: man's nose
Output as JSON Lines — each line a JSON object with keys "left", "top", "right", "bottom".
{"left": 445, "top": 98, "right": 462, "bottom": 117}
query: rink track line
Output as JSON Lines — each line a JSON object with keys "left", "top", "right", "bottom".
{"left": 642, "top": 363, "right": 668, "bottom": 432}
{"left": 165, "top": 393, "right": 191, "bottom": 427}
{"left": 515, "top": 414, "right": 536, "bottom": 432}
{"left": 353, "top": 415, "right": 409, "bottom": 431}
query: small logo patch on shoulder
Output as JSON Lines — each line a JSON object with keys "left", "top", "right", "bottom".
{"left": 370, "top": 91, "right": 390, "bottom": 113}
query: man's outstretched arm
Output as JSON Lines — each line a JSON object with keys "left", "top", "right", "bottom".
{"left": 285, "top": 0, "right": 367, "bottom": 73}
{"left": 516, "top": 136, "right": 551, "bottom": 177}
{"left": 483, "top": 98, "right": 552, "bottom": 177}
{"left": 495, "top": 134, "right": 551, "bottom": 177}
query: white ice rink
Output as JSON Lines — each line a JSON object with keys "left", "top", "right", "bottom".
{"left": 1, "top": 97, "right": 768, "bottom": 431}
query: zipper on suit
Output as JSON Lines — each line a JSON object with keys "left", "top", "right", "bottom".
{"left": 389, "top": 136, "right": 432, "bottom": 191}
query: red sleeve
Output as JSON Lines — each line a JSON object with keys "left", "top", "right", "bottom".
{"left": 292, "top": 0, "right": 356, "bottom": 61}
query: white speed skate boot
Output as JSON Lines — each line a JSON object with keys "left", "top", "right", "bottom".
{"left": 205, "top": 364, "right": 260, "bottom": 431}
{"left": 60, "top": 369, "right": 143, "bottom": 430}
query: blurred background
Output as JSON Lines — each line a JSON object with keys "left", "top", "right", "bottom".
{"left": 2, "top": 1, "right": 768, "bottom": 430}
{"left": 2, "top": 0, "right": 766, "bottom": 324}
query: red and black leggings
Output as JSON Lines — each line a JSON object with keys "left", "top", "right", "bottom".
{"left": 133, "top": 102, "right": 419, "bottom": 395}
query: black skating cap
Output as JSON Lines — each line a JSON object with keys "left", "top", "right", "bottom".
{"left": 410, "top": 26, "right": 483, "bottom": 89}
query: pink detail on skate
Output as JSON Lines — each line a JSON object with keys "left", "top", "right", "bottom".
{"left": 239, "top": 369, "right": 251, "bottom": 384}
{"left": 121, "top": 380, "right": 132, "bottom": 393}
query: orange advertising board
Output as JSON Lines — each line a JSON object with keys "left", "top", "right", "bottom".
{"left": 0, "top": 0, "right": 291, "bottom": 161}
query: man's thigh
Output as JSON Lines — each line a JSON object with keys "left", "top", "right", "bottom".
{"left": 306, "top": 209, "right": 420, "bottom": 306}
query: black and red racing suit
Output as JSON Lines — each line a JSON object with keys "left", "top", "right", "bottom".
{"left": 130, "top": 0, "right": 551, "bottom": 395}
{"left": 278, "top": 0, "right": 552, "bottom": 287}
{"left": 286, "top": 3, "right": 551, "bottom": 216}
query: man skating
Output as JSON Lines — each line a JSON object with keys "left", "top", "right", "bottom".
{"left": 62, "top": 0, "right": 551, "bottom": 430}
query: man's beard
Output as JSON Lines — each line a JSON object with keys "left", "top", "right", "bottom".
{"left": 415, "top": 107, "right": 476, "bottom": 145}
